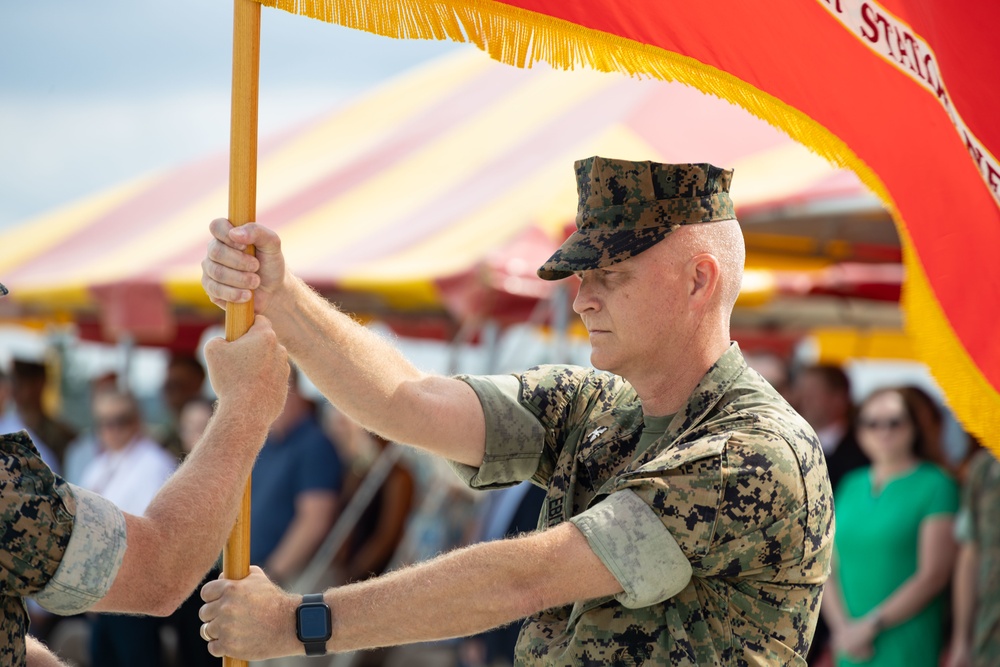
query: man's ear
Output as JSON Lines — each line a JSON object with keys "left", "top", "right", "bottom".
{"left": 688, "top": 253, "right": 721, "bottom": 305}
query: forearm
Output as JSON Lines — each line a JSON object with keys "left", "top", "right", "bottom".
{"left": 950, "top": 544, "right": 979, "bottom": 643}
{"left": 26, "top": 636, "right": 69, "bottom": 667}
{"left": 270, "top": 276, "right": 485, "bottom": 466}
{"left": 870, "top": 568, "right": 951, "bottom": 629}
{"left": 202, "top": 520, "right": 622, "bottom": 660}
{"left": 266, "top": 514, "right": 333, "bottom": 583}
{"left": 325, "top": 533, "right": 560, "bottom": 653}
{"left": 93, "top": 406, "right": 270, "bottom": 614}
{"left": 821, "top": 574, "right": 849, "bottom": 631}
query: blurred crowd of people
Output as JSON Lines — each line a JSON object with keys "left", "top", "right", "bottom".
{"left": 745, "top": 353, "right": 994, "bottom": 667}
{"left": 2, "top": 348, "right": 997, "bottom": 667}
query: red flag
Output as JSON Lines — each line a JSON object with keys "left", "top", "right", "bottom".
{"left": 258, "top": 0, "right": 1000, "bottom": 449}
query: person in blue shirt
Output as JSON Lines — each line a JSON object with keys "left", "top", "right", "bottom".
{"left": 250, "top": 366, "right": 343, "bottom": 584}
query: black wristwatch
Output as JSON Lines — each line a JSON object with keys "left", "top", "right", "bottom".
{"left": 295, "top": 593, "right": 332, "bottom": 656}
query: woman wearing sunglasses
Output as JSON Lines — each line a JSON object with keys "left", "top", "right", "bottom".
{"left": 821, "top": 386, "right": 959, "bottom": 667}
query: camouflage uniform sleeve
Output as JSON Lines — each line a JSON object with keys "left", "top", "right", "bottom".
{"left": 0, "top": 432, "right": 76, "bottom": 598}
{"left": 32, "top": 484, "right": 126, "bottom": 615}
{"left": 619, "top": 429, "right": 816, "bottom": 580}
{"left": 569, "top": 489, "right": 692, "bottom": 607}
{"left": 449, "top": 374, "right": 547, "bottom": 489}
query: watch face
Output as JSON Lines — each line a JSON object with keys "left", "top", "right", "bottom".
{"left": 298, "top": 605, "right": 331, "bottom": 641}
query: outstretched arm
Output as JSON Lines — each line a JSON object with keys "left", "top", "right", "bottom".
{"left": 866, "top": 516, "right": 956, "bottom": 628}
{"left": 264, "top": 490, "right": 339, "bottom": 584}
{"left": 200, "top": 521, "right": 622, "bottom": 661}
{"left": 90, "top": 317, "right": 290, "bottom": 615}
{"left": 201, "top": 219, "right": 486, "bottom": 466}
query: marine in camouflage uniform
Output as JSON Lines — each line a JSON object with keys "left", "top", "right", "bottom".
{"left": 955, "top": 449, "right": 1000, "bottom": 666}
{"left": 451, "top": 157, "right": 834, "bottom": 665}
{"left": 0, "top": 429, "right": 127, "bottom": 666}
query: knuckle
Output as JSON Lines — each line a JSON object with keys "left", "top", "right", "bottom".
{"left": 208, "top": 241, "right": 226, "bottom": 262}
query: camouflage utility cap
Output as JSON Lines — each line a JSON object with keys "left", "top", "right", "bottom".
{"left": 537, "top": 156, "right": 735, "bottom": 280}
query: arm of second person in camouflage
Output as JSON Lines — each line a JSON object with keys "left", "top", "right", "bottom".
{"left": 30, "top": 318, "right": 290, "bottom": 618}
{"left": 92, "top": 318, "right": 290, "bottom": 615}
{"left": 200, "top": 521, "right": 623, "bottom": 660}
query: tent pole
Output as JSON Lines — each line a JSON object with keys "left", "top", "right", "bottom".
{"left": 223, "top": 1, "right": 260, "bottom": 666}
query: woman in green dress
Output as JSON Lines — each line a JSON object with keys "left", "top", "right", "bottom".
{"left": 821, "top": 386, "right": 959, "bottom": 666}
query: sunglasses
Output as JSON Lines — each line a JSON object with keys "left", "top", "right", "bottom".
{"left": 96, "top": 414, "right": 136, "bottom": 430}
{"left": 858, "top": 416, "right": 909, "bottom": 432}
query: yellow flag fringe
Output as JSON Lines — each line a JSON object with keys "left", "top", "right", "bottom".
{"left": 254, "top": 0, "right": 1000, "bottom": 452}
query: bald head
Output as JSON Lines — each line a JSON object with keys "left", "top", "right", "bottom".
{"left": 668, "top": 218, "right": 746, "bottom": 314}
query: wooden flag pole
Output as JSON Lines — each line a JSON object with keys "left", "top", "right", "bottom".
{"left": 223, "top": 0, "right": 260, "bottom": 665}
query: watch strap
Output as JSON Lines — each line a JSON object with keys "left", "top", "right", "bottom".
{"left": 304, "top": 640, "right": 327, "bottom": 657}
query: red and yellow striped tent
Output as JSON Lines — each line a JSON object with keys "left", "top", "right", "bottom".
{"left": 0, "top": 49, "right": 885, "bottom": 345}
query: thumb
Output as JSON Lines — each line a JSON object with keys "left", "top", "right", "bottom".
{"left": 230, "top": 223, "right": 281, "bottom": 253}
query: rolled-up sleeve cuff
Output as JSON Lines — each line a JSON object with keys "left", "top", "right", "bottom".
{"left": 449, "top": 374, "right": 546, "bottom": 489}
{"left": 570, "top": 490, "right": 693, "bottom": 608}
{"left": 33, "top": 484, "right": 127, "bottom": 615}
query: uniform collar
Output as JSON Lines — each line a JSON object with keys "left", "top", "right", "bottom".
{"left": 659, "top": 342, "right": 747, "bottom": 448}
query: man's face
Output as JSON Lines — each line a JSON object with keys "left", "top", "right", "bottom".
{"left": 10, "top": 374, "right": 44, "bottom": 411}
{"left": 571, "top": 240, "right": 686, "bottom": 378}
{"left": 793, "top": 372, "right": 844, "bottom": 429}
{"left": 164, "top": 365, "right": 203, "bottom": 415}
{"left": 93, "top": 394, "right": 141, "bottom": 451}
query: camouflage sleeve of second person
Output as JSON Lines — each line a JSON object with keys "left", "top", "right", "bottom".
{"left": 1, "top": 431, "right": 127, "bottom": 614}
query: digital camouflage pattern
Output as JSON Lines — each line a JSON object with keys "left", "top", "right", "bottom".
{"left": 457, "top": 344, "right": 834, "bottom": 665}
{"left": 537, "top": 157, "right": 736, "bottom": 280}
{"left": 33, "top": 482, "right": 128, "bottom": 615}
{"left": 1, "top": 431, "right": 76, "bottom": 667}
{"left": 957, "top": 449, "right": 1000, "bottom": 666}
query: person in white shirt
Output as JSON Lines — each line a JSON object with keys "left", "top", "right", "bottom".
{"left": 80, "top": 390, "right": 176, "bottom": 515}
{"left": 79, "top": 389, "right": 178, "bottom": 667}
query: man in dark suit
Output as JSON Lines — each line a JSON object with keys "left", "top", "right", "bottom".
{"left": 793, "top": 364, "right": 869, "bottom": 495}
{"left": 793, "top": 363, "right": 869, "bottom": 666}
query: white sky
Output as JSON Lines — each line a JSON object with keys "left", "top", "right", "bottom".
{"left": 0, "top": 0, "right": 457, "bottom": 229}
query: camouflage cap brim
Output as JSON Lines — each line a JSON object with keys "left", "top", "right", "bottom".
{"left": 0, "top": 283, "right": 7, "bottom": 296}
{"left": 539, "top": 157, "right": 737, "bottom": 281}
{"left": 537, "top": 225, "right": 673, "bottom": 281}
